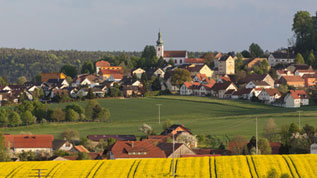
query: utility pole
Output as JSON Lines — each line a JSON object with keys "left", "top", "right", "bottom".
{"left": 255, "top": 117, "right": 259, "bottom": 155}
{"left": 172, "top": 133, "right": 175, "bottom": 177}
{"left": 297, "top": 110, "right": 302, "bottom": 128}
{"left": 156, "top": 104, "right": 162, "bottom": 124}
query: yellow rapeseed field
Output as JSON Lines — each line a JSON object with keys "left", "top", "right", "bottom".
{"left": 0, "top": 154, "right": 316, "bottom": 177}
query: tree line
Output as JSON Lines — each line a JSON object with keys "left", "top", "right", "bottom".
{"left": 0, "top": 100, "right": 111, "bottom": 128}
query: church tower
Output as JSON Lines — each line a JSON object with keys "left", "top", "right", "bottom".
{"left": 156, "top": 31, "right": 164, "bottom": 58}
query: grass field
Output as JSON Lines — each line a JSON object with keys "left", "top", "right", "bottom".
{"left": 1, "top": 96, "right": 317, "bottom": 139}
{"left": 0, "top": 154, "right": 316, "bottom": 177}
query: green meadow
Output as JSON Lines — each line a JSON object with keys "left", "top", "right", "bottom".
{"left": 1, "top": 96, "right": 316, "bottom": 139}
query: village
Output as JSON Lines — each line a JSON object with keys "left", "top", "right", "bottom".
{"left": 0, "top": 32, "right": 316, "bottom": 108}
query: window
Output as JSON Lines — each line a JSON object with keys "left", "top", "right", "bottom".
{"left": 158, "top": 48, "right": 160, "bottom": 51}
{"left": 180, "top": 59, "right": 182, "bottom": 64}
{"left": 175, "top": 60, "right": 177, "bottom": 64}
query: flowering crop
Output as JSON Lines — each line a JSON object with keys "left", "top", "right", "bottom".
{"left": 0, "top": 155, "right": 315, "bottom": 177}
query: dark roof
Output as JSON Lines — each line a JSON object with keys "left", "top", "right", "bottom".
{"left": 252, "top": 81, "right": 270, "bottom": 86}
{"left": 157, "top": 143, "right": 184, "bottom": 157}
{"left": 87, "top": 135, "right": 137, "bottom": 142}
{"left": 160, "top": 124, "right": 192, "bottom": 135}
{"left": 219, "top": 55, "right": 231, "bottom": 61}
{"left": 271, "top": 52, "right": 295, "bottom": 59}
{"left": 187, "top": 65, "right": 205, "bottom": 73}
{"left": 211, "top": 82, "right": 233, "bottom": 91}
{"left": 164, "top": 50, "right": 187, "bottom": 58}
{"left": 289, "top": 64, "right": 312, "bottom": 70}
{"left": 47, "top": 79, "right": 67, "bottom": 85}
{"left": 52, "top": 140, "right": 69, "bottom": 150}
{"left": 239, "top": 74, "right": 268, "bottom": 84}
{"left": 302, "top": 74, "right": 317, "bottom": 78}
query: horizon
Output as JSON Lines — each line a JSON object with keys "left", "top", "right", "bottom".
{"left": 0, "top": 1, "right": 316, "bottom": 52}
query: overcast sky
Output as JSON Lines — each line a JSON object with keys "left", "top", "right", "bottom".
{"left": 0, "top": 0, "right": 316, "bottom": 52}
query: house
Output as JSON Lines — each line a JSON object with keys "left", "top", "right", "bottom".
{"left": 287, "top": 64, "right": 313, "bottom": 73}
{"left": 284, "top": 90, "right": 309, "bottom": 108}
{"left": 132, "top": 68, "right": 146, "bottom": 79}
{"left": 99, "top": 69, "right": 123, "bottom": 82}
{"left": 186, "top": 64, "right": 214, "bottom": 78}
{"left": 239, "top": 74, "right": 275, "bottom": 87}
{"left": 161, "top": 124, "right": 192, "bottom": 135}
{"left": 4, "top": 134, "right": 54, "bottom": 154}
{"left": 245, "top": 81, "right": 272, "bottom": 89}
{"left": 244, "top": 58, "right": 269, "bottom": 70}
{"left": 46, "top": 79, "right": 69, "bottom": 89}
{"left": 106, "top": 140, "right": 166, "bottom": 159}
{"left": 155, "top": 32, "right": 188, "bottom": 65}
{"left": 95, "top": 60, "right": 122, "bottom": 74}
{"left": 72, "top": 74, "right": 100, "bottom": 87}
{"left": 276, "top": 69, "right": 294, "bottom": 79}
{"left": 180, "top": 82, "right": 194, "bottom": 96}
{"left": 268, "top": 52, "right": 295, "bottom": 66}
{"left": 211, "top": 82, "right": 237, "bottom": 98}
{"left": 279, "top": 76, "right": 305, "bottom": 87}
{"left": 302, "top": 74, "right": 317, "bottom": 87}
{"left": 153, "top": 68, "right": 165, "bottom": 78}
{"left": 185, "top": 58, "right": 205, "bottom": 65}
{"left": 232, "top": 88, "right": 255, "bottom": 100}
{"left": 157, "top": 143, "right": 196, "bottom": 158}
{"left": 52, "top": 140, "right": 73, "bottom": 151}
{"left": 258, "top": 88, "right": 281, "bottom": 104}
{"left": 217, "top": 55, "right": 235, "bottom": 75}
{"left": 41, "top": 73, "right": 66, "bottom": 83}
{"left": 294, "top": 70, "right": 317, "bottom": 77}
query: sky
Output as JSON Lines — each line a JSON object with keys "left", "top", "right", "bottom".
{"left": 0, "top": 0, "right": 316, "bottom": 52}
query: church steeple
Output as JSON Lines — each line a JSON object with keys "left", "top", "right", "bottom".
{"left": 156, "top": 31, "right": 164, "bottom": 58}
{"left": 156, "top": 31, "right": 163, "bottom": 45}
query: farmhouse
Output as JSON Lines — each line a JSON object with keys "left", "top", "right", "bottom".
{"left": 284, "top": 90, "right": 309, "bottom": 108}
{"left": 211, "top": 82, "right": 237, "bottom": 98}
{"left": 268, "top": 52, "right": 295, "bottom": 66}
{"left": 279, "top": 76, "right": 305, "bottom": 87}
{"left": 4, "top": 134, "right": 54, "bottom": 154}
{"left": 258, "top": 88, "right": 281, "bottom": 104}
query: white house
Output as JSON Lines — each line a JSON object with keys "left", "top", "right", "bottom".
{"left": 53, "top": 140, "right": 74, "bottom": 151}
{"left": 268, "top": 52, "right": 295, "bottom": 66}
{"left": 153, "top": 68, "right": 165, "bottom": 78}
{"left": 284, "top": 90, "right": 309, "bottom": 108}
{"left": 132, "top": 68, "right": 146, "bottom": 79}
{"left": 211, "top": 82, "right": 237, "bottom": 98}
{"left": 246, "top": 81, "right": 272, "bottom": 89}
{"left": 258, "top": 88, "right": 281, "bottom": 104}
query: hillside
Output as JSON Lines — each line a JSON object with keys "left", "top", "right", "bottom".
{"left": 1, "top": 96, "right": 317, "bottom": 138}
{"left": 0, "top": 154, "right": 316, "bottom": 177}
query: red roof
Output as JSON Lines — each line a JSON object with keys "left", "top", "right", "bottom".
{"left": 99, "top": 69, "right": 123, "bottom": 75}
{"left": 111, "top": 73, "right": 123, "bottom": 80}
{"left": 277, "top": 70, "right": 293, "bottom": 75}
{"left": 289, "top": 90, "right": 308, "bottom": 99}
{"left": 183, "top": 82, "right": 192, "bottom": 88}
{"left": 4, "top": 134, "right": 54, "bottom": 149}
{"left": 96, "top": 60, "right": 111, "bottom": 67}
{"left": 74, "top": 145, "right": 90, "bottom": 153}
{"left": 163, "top": 51, "right": 187, "bottom": 58}
{"left": 281, "top": 76, "right": 304, "bottom": 82}
{"left": 110, "top": 141, "right": 166, "bottom": 158}
{"left": 185, "top": 58, "right": 205, "bottom": 64}
{"left": 302, "top": 74, "right": 317, "bottom": 79}
{"left": 263, "top": 88, "right": 281, "bottom": 97}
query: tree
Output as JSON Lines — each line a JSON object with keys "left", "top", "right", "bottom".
{"left": 303, "top": 124, "right": 315, "bottom": 144}
{"left": 308, "top": 50, "right": 315, "bottom": 67}
{"left": 266, "top": 168, "right": 278, "bottom": 178}
{"left": 151, "top": 77, "right": 161, "bottom": 91}
{"left": 292, "top": 11, "right": 314, "bottom": 53}
{"left": 60, "top": 64, "right": 78, "bottom": 78}
{"left": 162, "top": 120, "right": 172, "bottom": 131}
{"left": 249, "top": 43, "right": 264, "bottom": 58}
{"left": 278, "top": 84, "right": 288, "bottom": 94}
{"left": 8, "top": 112, "right": 22, "bottom": 127}
{"left": 109, "top": 87, "right": 122, "bottom": 97}
{"left": 157, "top": 57, "right": 167, "bottom": 68}
{"left": 60, "top": 129, "right": 79, "bottom": 141}
{"left": 77, "top": 152, "right": 91, "bottom": 160}
{"left": 262, "top": 119, "right": 279, "bottom": 142}
{"left": 171, "top": 68, "right": 191, "bottom": 87}
{"left": 65, "top": 108, "right": 79, "bottom": 122}
{"left": 288, "top": 123, "right": 300, "bottom": 134}
{"left": 17, "top": 76, "right": 27, "bottom": 85}
{"left": 0, "top": 133, "right": 10, "bottom": 161}
{"left": 65, "top": 104, "right": 84, "bottom": 115}
{"left": 86, "top": 88, "right": 95, "bottom": 99}
{"left": 202, "top": 52, "right": 215, "bottom": 68}
{"left": 81, "top": 61, "right": 95, "bottom": 74}
{"left": 176, "top": 132, "right": 197, "bottom": 148}
{"left": 258, "top": 138, "right": 272, "bottom": 154}
{"left": 32, "top": 88, "right": 44, "bottom": 100}
{"left": 229, "top": 135, "right": 247, "bottom": 155}
{"left": 50, "top": 108, "right": 65, "bottom": 122}
{"left": 139, "top": 123, "right": 153, "bottom": 136}
{"left": 85, "top": 100, "right": 99, "bottom": 121}
{"left": 235, "top": 53, "right": 244, "bottom": 71}
{"left": 0, "top": 77, "right": 8, "bottom": 86}
{"left": 294, "top": 53, "right": 305, "bottom": 64}
{"left": 21, "top": 111, "right": 36, "bottom": 125}
{"left": 246, "top": 136, "right": 256, "bottom": 154}
{"left": 0, "top": 109, "right": 9, "bottom": 127}
{"left": 94, "top": 108, "right": 111, "bottom": 122}
{"left": 241, "top": 50, "right": 251, "bottom": 58}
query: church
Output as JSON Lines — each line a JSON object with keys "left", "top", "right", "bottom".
{"left": 155, "top": 32, "right": 188, "bottom": 65}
